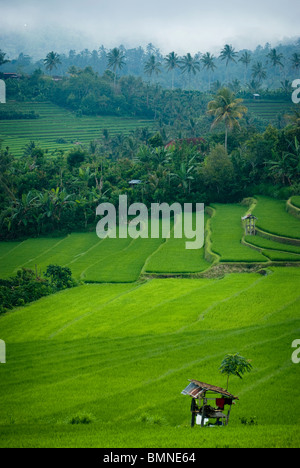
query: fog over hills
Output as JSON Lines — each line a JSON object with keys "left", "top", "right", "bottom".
{"left": 1, "top": 0, "right": 300, "bottom": 59}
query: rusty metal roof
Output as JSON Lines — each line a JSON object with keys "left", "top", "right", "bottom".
{"left": 181, "top": 379, "right": 239, "bottom": 400}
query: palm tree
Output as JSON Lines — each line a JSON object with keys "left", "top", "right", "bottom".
{"left": 201, "top": 52, "right": 217, "bottom": 90}
{"left": 267, "top": 48, "right": 284, "bottom": 80}
{"left": 180, "top": 53, "right": 200, "bottom": 90}
{"left": 107, "top": 47, "right": 126, "bottom": 89}
{"left": 67, "top": 65, "right": 79, "bottom": 76}
{"left": 164, "top": 51, "right": 180, "bottom": 89}
{"left": 228, "top": 79, "right": 242, "bottom": 94}
{"left": 207, "top": 87, "right": 248, "bottom": 150}
{"left": 291, "top": 53, "right": 300, "bottom": 72}
{"left": 144, "top": 55, "right": 162, "bottom": 83}
{"left": 170, "top": 158, "right": 196, "bottom": 194}
{"left": 219, "top": 353, "right": 252, "bottom": 391}
{"left": 267, "top": 139, "right": 299, "bottom": 185}
{"left": 0, "top": 49, "right": 10, "bottom": 67}
{"left": 247, "top": 79, "right": 262, "bottom": 94}
{"left": 219, "top": 44, "right": 238, "bottom": 82}
{"left": 11, "top": 191, "right": 40, "bottom": 230}
{"left": 280, "top": 79, "right": 292, "bottom": 96}
{"left": 251, "top": 61, "right": 267, "bottom": 84}
{"left": 238, "top": 51, "right": 252, "bottom": 83}
{"left": 44, "top": 51, "right": 61, "bottom": 75}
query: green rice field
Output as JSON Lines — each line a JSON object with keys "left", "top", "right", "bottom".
{"left": 0, "top": 101, "right": 155, "bottom": 156}
{"left": 1, "top": 197, "right": 300, "bottom": 283}
{"left": 0, "top": 267, "right": 299, "bottom": 447}
{"left": 253, "top": 196, "right": 300, "bottom": 239}
{"left": 0, "top": 196, "right": 299, "bottom": 448}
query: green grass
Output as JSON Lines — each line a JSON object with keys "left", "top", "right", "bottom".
{"left": 253, "top": 196, "right": 300, "bottom": 240}
{"left": 291, "top": 196, "right": 300, "bottom": 209}
{"left": 0, "top": 216, "right": 211, "bottom": 281}
{"left": 0, "top": 267, "right": 299, "bottom": 447}
{"left": 145, "top": 214, "right": 210, "bottom": 274}
{"left": 0, "top": 232, "right": 164, "bottom": 282}
{"left": 262, "top": 250, "right": 300, "bottom": 262}
{"left": 0, "top": 101, "right": 155, "bottom": 156}
{"left": 210, "top": 204, "right": 268, "bottom": 262}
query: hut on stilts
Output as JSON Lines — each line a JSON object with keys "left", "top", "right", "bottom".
{"left": 242, "top": 214, "right": 257, "bottom": 236}
{"left": 181, "top": 380, "right": 239, "bottom": 427}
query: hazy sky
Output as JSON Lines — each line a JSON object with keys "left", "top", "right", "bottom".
{"left": 1, "top": 0, "right": 300, "bottom": 54}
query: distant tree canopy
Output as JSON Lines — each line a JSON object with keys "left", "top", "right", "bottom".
{"left": 1, "top": 38, "right": 300, "bottom": 91}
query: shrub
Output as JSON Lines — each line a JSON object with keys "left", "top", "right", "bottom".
{"left": 68, "top": 413, "right": 95, "bottom": 425}
{"left": 0, "top": 265, "right": 77, "bottom": 314}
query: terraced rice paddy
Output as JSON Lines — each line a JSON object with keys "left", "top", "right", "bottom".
{"left": 0, "top": 197, "right": 299, "bottom": 283}
{"left": 209, "top": 203, "right": 268, "bottom": 263}
{"left": 0, "top": 233, "right": 163, "bottom": 282}
{"left": 0, "top": 196, "right": 299, "bottom": 448}
{"left": 0, "top": 101, "right": 155, "bottom": 156}
{"left": 253, "top": 196, "right": 300, "bottom": 240}
{"left": 244, "top": 99, "right": 294, "bottom": 124}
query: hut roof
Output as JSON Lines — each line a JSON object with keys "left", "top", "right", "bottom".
{"left": 181, "top": 379, "right": 239, "bottom": 400}
{"left": 241, "top": 214, "right": 258, "bottom": 220}
{"left": 129, "top": 179, "right": 142, "bottom": 185}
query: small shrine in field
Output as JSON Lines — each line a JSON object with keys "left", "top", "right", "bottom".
{"left": 242, "top": 213, "right": 257, "bottom": 236}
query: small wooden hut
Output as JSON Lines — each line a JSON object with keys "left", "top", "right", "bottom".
{"left": 242, "top": 214, "right": 257, "bottom": 236}
{"left": 129, "top": 180, "right": 142, "bottom": 189}
{"left": 181, "top": 379, "right": 239, "bottom": 427}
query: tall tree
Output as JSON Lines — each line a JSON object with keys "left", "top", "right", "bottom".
{"left": 238, "top": 51, "right": 252, "bottom": 84}
{"left": 144, "top": 55, "right": 162, "bottom": 83}
{"left": 107, "top": 47, "right": 126, "bottom": 89}
{"left": 201, "top": 52, "right": 217, "bottom": 90}
{"left": 180, "top": 53, "right": 200, "bottom": 90}
{"left": 291, "top": 52, "right": 300, "bottom": 72}
{"left": 251, "top": 61, "right": 267, "bottom": 84}
{"left": 219, "top": 44, "right": 238, "bottom": 82}
{"left": 164, "top": 51, "right": 180, "bottom": 89}
{"left": 43, "top": 51, "right": 61, "bottom": 75}
{"left": 207, "top": 87, "right": 248, "bottom": 150}
{"left": 266, "top": 48, "right": 284, "bottom": 79}
{"left": 219, "top": 353, "right": 252, "bottom": 391}
{"left": 0, "top": 49, "right": 10, "bottom": 67}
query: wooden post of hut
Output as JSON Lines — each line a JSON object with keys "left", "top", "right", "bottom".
{"left": 242, "top": 214, "right": 258, "bottom": 236}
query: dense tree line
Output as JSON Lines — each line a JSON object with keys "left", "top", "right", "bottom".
{"left": 4, "top": 67, "right": 213, "bottom": 124}
{"left": 1, "top": 38, "right": 300, "bottom": 92}
{"left": 0, "top": 265, "right": 77, "bottom": 314}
